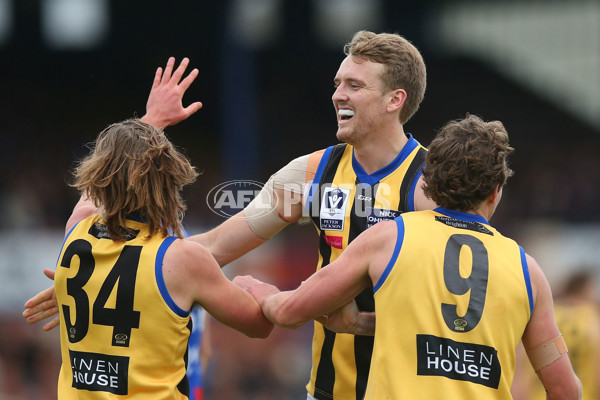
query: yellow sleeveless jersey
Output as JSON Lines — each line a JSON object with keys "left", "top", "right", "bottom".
{"left": 365, "top": 209, "right": 533, "bottom": 400}
{"left": 54, "top": 214, "right": 192, "bottom": 399}
{"left": 305, "top": 135, "right": 427, "bottom": 399}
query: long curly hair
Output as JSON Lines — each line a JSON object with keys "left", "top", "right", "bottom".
{"left": 423, "top": 114, "right": 514, "bottom": 212}
{"left": 71, "top": 119, "right": 198, "bottom": 241}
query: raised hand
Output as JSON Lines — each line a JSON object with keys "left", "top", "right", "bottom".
{"left": 141, "top": 57, "right": 203, "bottom": 130}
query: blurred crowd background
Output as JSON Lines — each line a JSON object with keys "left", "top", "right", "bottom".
{"left": 0, "top": 0, "right": 599, "bottom": 399}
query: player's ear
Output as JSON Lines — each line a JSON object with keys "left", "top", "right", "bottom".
{"left": 387, "top": 89, "right": 406, "bottom": 113}
{"left": 488, "top": 185, "right": 501, "bottom": 205}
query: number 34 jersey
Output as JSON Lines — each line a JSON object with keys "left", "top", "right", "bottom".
{"left": 366, "top": 208, "right": 533, "bottom": 400}
{"left": 55, "top": 214, "right": 191, "bottom": 399}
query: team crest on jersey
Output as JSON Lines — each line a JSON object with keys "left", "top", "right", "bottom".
{"left": 320, "top": 187, "right": 350, "bottom": 231}
{"left": 89, "top": 222, "right": 139, "bottom": 241}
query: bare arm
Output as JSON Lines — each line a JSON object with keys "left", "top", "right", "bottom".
{"left": 164, "top": 239, "right": 273, "bottom": 338}
{"left": 315, "top": 300, "right": 376, "bottom": 335}
{"left": 200, "top": 316, "right": 212, "bottom": 373}
{"left": 187, "top": 213, "right": 269, "bottom": 267}
{"left": 24, "top": 153, "right": 315, "bottom": 327}
{"left": 522, "top": 254, "right": 582, "bottom": 399}
{"left": 24, "top": 57, "right": 203, "bottom": 330}
{"left": 235, "top": 221, "right": 397, "bottom": 329}
{"left": 187, "top": 149, "right": 325, "bottom": 266}
{"left": 68, "top": 59, "right": 202, "bottom": 230}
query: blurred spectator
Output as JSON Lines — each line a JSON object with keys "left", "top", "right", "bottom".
{"left": 0, "top": 315, "right": 60, "bottom": 400}
{"left": 513, "top": 268, "right": 600, "bottom": 399}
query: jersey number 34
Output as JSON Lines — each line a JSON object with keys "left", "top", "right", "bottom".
{"left": 59, "top": 239, "right": 141, "bottom": 347}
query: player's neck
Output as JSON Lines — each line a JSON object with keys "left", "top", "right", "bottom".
{"left": 468, "top": 201, "right": 495, "bottom": 222}
{"left": 353, "top": 127, "right": 408, "bottom": 174}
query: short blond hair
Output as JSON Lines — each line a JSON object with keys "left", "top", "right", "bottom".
{"left": 344, "top": 30, "right": 427, "bottom": 124}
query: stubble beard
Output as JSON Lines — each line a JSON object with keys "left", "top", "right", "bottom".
{"left": 336, "top": 122, "right": 365, "bottom": 147}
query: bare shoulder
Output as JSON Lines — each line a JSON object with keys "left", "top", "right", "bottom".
{"left": 524, "top": 252, "right": 548, "bottom": 299}
{"left": 362, "top": 220, "right": 400, "bottom": 282}
{"left": 162, "top": 238, "right": 223, "bottom": 311}
{"left": 165, "top": 238, "right": 215, "bottom": 273}
{"left": 352, "top": 219, "right": 397, "bottom": 250}
{"left": 343, "top": 219, "right": 399, "bottom": 278}
{"left": 163, "top": 239, "right": 222, "bottom": 294}
{"left": 521, "top": 252, "right": 560, "bottom": 344}
{"left": 369, "top": 218, "right": 398, "bottom": 239}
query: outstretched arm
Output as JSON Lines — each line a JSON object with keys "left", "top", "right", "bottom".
{"left": 188, "top": 149, "right": 324, "bottom": 266}
{"left": 141, "top": 57, "right": 203, "bottom": 130}
{"left": 234, "top": 220, "right": 396, "bottom": 330}
{"left": 23, "top": 57, "right": 203, "bottom": 331}
{"left": 165, "top": 240, "right": 274, "bottom": 339}
{"left": 188, "top": 212, "right": 269, "bottom": 267}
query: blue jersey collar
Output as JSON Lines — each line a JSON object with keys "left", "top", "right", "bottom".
{"left": 434, "top": 207, "right": 490, "bottom": 226}
{"left": 352, "top": 133, "right": 418, "bottom": 186}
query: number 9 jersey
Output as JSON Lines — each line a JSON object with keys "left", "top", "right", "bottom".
{"left": 55, "top": 214, "right": 192, "bottom": 399}
{"left": 365, "top": 208, "right": 533, "bottom": 400}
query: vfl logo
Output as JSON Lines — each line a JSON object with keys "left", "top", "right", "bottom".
{"left": 206, "top": 180, "right": 278, "bottom": 219}
{"left": 325, "top": 188, "right": 347, "bottom": 215}
{"left": 320, "top": 187, "right": 350, "bottom": 231}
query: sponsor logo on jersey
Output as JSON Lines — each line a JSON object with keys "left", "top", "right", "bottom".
{"left": 324, "top": 235, "right": 343, "bottom": 249}
{"left": 69, "top": 350, "right": 129, "bottom": 395}
{"left": 416, "top": 334, "right": 501, "bottom": 388}
{"left": 435, "top": 216, "right": 493, "bottom": 236}
{"left": 365, "top": 207, "right": 401, "bottom": 228}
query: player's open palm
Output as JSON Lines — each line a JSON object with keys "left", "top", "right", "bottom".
{"left": 142, "top": 57, "right": 203, "bottom": 129}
